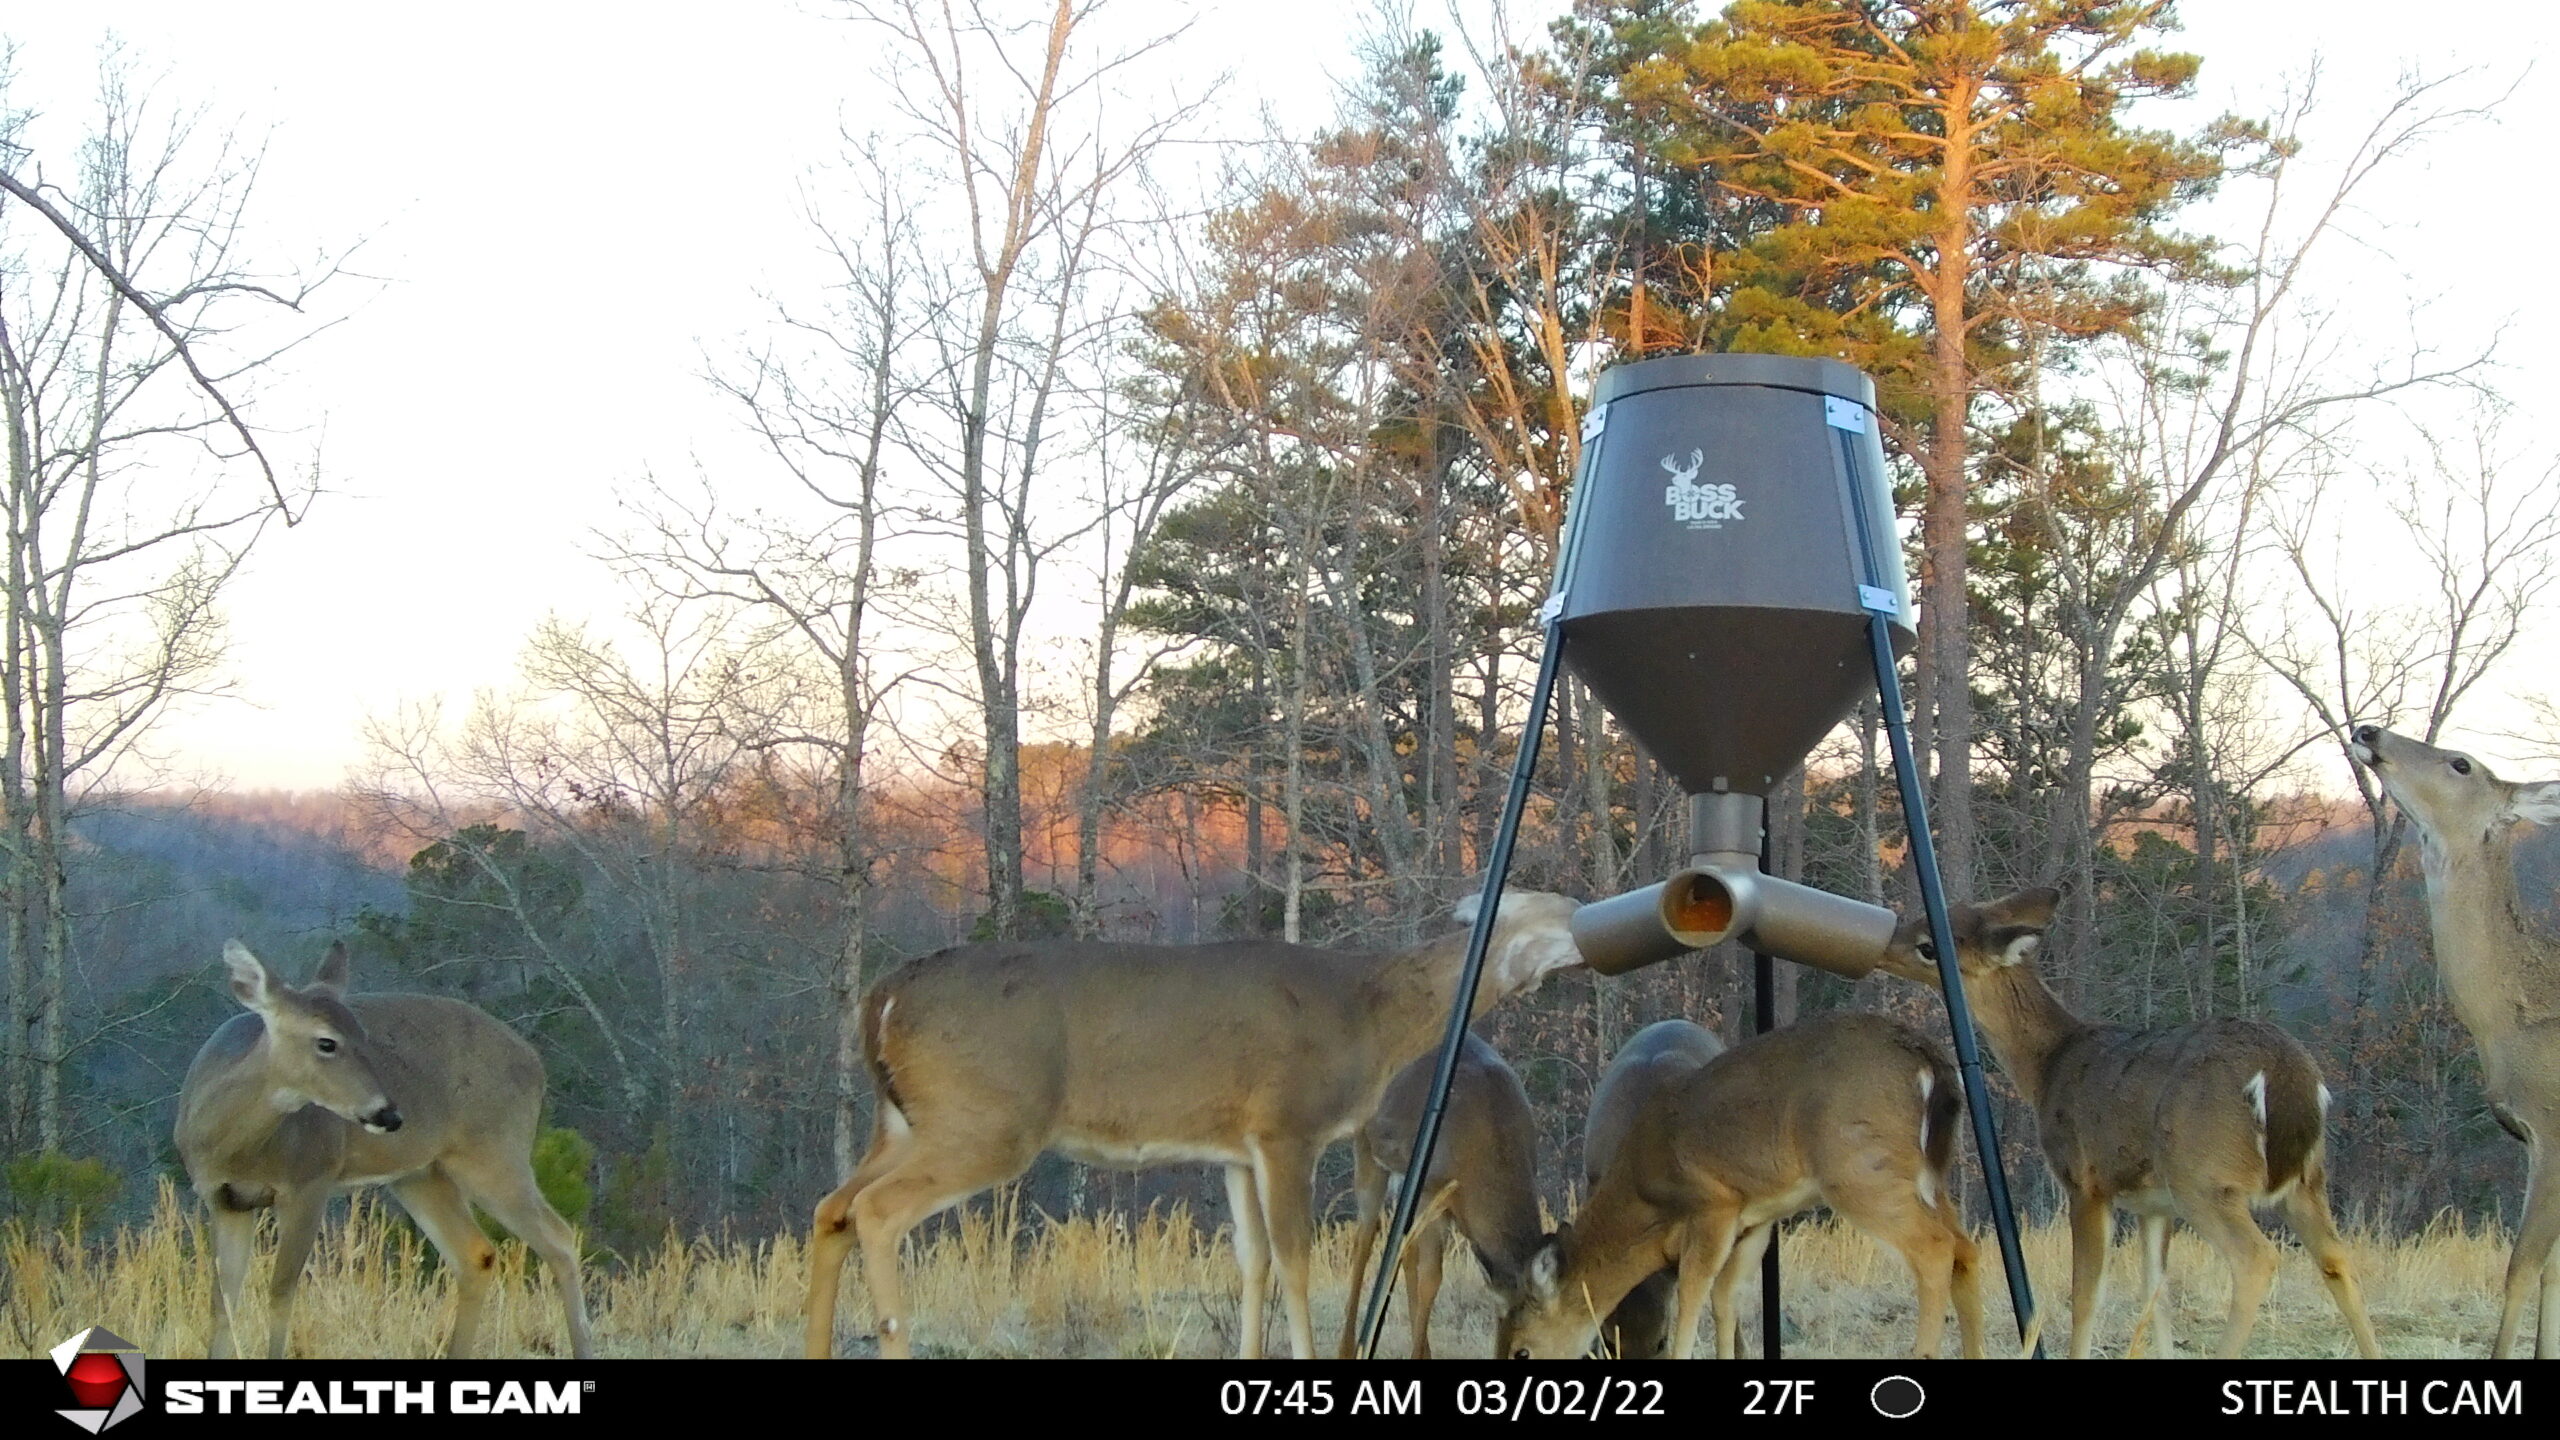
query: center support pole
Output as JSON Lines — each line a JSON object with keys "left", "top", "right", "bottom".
{"left": 1752, "top": 819, "right": 1781, "bottom": 1361}
{"left": 1866, "top": 610, "right": 2042, "bottom": 1355}
{"left": 1355, "top": 623, "right": 1566, "bottom": 1359}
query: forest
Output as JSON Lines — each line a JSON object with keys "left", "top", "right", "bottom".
{"left": 2, "top": 0, "right": 2556, "bottom": 1305}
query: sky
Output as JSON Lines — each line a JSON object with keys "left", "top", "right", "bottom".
{"left": 3, "top": 0, "right": 2554, "bottom": 792}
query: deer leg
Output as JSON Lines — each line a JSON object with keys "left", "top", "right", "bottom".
{"left": 844, "top": 1127, "right": 1038, "bottom": 1359}
{"left": 1668, "top": 1206, "right": 1742, "bottom": 1361}
{"left": 1853, "top": 1189, "right": 1961, "bottom": 1360}
{"left": 390, "top": 1169, "right": 498, "bottom": 1359}
{"left": 203, "top": 1194, "right": 257, "bottom": 1360}
{"left": 1936, "top": 1198, "right": 1986, "bottom": 1361}
{"left": 446, "top": 1152, "right": 596, "bottom": 1359}
{"left": 2283, "top": 1160, "right": 2380, "bottom": 1359}
{"left": 2182, "top": 1186, "right": 2277, "bottom": 1360}
{"left": 1335, "top": 1135, "right": 1387, "bottom": 1358}
{"left": 2066, "top": 1190, "right": 2113, "bottom": 1359}
{"left": 805, "top": 1108, "right": 904, "bottom": 1358}
{"left": 1251, "top": 1139, "right": 1321, "bottom": 1360}
{"left": 263, "top": 1188, "right": 328, "bottom": 1359}
{"left": 1403, "top": 1210, "right": 1447, "bottom": 1360}
{"left": 1710, "top": 1223, "right": 1771, "bottom": 1360}
{"left": 1224, "top": 1163, "right": 1272, "bottom": 1360}
{"left": 2497, "top": 1138, "right": 2560, "bottom": 1359}
{"left": 2125, "top": 1213, "right": 2172, "bottom": 1360}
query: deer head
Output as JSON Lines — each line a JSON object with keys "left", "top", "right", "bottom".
{"left": 222, "top": 940, "right": 403, "bottom": 1133}
{"left": 1659, "top": 448, "right": 1705, "bottom": 487}
{"left": 2349, "top": 725, "right": 2560, "bottom": 854}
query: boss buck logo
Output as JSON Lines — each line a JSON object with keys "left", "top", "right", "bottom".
{"left": 1660, "top": 449, "right": 1742, "bottom": 528}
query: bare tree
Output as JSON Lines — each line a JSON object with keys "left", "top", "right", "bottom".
{"left": 615, "top": 139, "right": 921, "bottom": 1177}
{"left": 0, "top": 50, "right": 343, "bottom": 1150}
{"left": 851, "top": 0, "right": 1196, "bottom": 940}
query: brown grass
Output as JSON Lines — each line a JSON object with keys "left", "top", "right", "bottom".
{"left": 0, "top": 1180, "right": 2516, "bottom": 1359}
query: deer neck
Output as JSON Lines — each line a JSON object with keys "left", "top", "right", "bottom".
{"left": 179, "top": 1040, "right": 306, "bottom": 1171}
{"left": 1558, "top": 1170, "right": 1679, "bottom": 1324}
{"left": 2413, "top": 822, "right": 2553, "bottom": 1042}
{"left": 1360, "top": 926, "right": 1556, "bottom": 1074}
{"left": 1964, "top": 965, "right": 2086, "bottom": 1111}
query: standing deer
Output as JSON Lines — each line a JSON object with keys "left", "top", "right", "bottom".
{"left": 804, "top": 890, "right": 1585, "bottom": 1360}
{"left": 1877, "top": 887, "right": 2379, "bottom": 1359}
{"left": 1502, "top": 1011, "right": 1983, "bottom": 1360}
{"left": 176, "top": 940, "right": 595, "bottom": 1359}
{"left": 2350, "top": 725, "right": 2560, "bottom": 1357}
{"left": 1335, "top": 1031, "right": 1543, "bottom": 1359}
{"left": 1580, "top": 1020, "right": 1724, "bottom": 1358}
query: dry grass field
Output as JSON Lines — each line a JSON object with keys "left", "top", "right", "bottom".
{"left": 0, "top": 1180, "right": 2519, "bottom": 1360}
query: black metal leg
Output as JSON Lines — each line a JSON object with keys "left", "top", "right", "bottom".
{"left": 1356, "top": 623, "right": 1568, "bottom": 1358}
{"left": 1754, "top": 822, "right": 1781, "bottom": 1361}
{"left": 1867, "top": 612, "right": 2042, "bottom": 1355}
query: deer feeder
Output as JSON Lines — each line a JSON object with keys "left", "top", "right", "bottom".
{"left": 1358, "top": 353, "right": 2044, "bottom": 1359}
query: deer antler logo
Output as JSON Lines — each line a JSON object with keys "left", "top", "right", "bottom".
{"left": 1660, "top": 448, "right": 1743, "bottom": 528}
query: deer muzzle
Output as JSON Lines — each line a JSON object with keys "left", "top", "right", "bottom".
{"left": 362, "top": 1104, "right": 404, "bottom": 1134}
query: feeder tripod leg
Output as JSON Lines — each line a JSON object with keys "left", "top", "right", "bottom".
{"left": 1867, "top": 611, "right": 2043, "bottom": 1356}
{"left": 1355, "top": 624, "right": 1567, "bottom": 1359}
{"left": 1754, "top": 823, "right": 1782, "bottom": 1361}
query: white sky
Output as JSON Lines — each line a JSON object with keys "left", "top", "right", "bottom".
{"left": 4, "top": 0, "right": 2554, "bottom": 792}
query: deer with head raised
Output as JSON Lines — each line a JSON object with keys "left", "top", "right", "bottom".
{"left": 1877, "top": 887, "right": 2379, "bottom": 1359}
{"left": 175, "top": 940, "right": 595, "bottom": 1359}
{"left": 804, "top": 890, "right": 1585, "bottom": 1359}
{"left": 1334, "top": 1031, "right": 1543, "bottom": 1359}
{"left": 2350, "top": 725, "right": 2560, "bottom": 1357}
{"left": 1501, "top": 1010, "right": 1983, "bottom": 1360}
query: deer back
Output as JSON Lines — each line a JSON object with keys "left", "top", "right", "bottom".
{"left": 1584, "top": 1020, "right": 1724, "bottom": 1188}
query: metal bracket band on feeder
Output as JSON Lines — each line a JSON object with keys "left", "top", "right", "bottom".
{"left": 1353, "top": 351, "right": 2042, "bottom": 1359}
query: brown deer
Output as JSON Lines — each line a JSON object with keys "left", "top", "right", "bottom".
{"left": 2350, "top": 725, "right": 2560, "bottom": 1357}
{"left": 1581, "top": 1020, "right": 1724, "bottom": 1358}
{"left": 1877, "top": 887, "right": 2379, "bottom": 1359}
{"left": 1335, "top": 1031, "right": 1543, "bottom": 1359}
{"left": 804, "top": 890, "right": 1585, "bottom": 1359}
{"left": 1502, "top": 1011, "right": 1983, "bottom": 1360}
{"left": 175, "top": 940, "right": 595, "bottom": 1359}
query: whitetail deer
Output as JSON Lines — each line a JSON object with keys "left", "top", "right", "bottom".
{"left": 1878, "top": 887, "right": 2379, "bottom": 1359}
{"left": 1580, "top": 1019, "right": 1724, "bottom": 1358}
{"left": 804, "top": 890, "right": 1585, "bottom": 1359}
{"left": 175, "top": 941, "right": 595, "bottom": 1359}
{"left": 1335, "top": 1031, "right": 1542, "bottom": 1358}
{"left": 2350, "top": 725, "right": 2560, "bottom": 1357}
{"left": 1502, "top": 1011, "right": 1983, "bottom": 1360}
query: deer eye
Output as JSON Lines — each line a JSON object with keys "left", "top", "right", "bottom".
{"left": 2451, "top": 757, "right": 2473, "bottom": 775}
{"left": 1511, "top": 1347, "right": 1531, "bottom": 1360}
{"left": 315, "top": 1036, "right": 339, "bottom": 1056}
{"left": 1916, "top": 940, "right": 1939, "bottom": 961}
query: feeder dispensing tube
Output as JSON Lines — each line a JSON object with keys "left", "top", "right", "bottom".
{"left": 1354, "top": 621, "right": 1568, "bottom": 1360}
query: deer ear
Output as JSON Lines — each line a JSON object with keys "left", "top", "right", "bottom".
{"left": 309, "top": 942, "right": 350, "bottom": 997}
{"left": 1525, "top": 1235, "right": 1564, "bottom": 1303}
{"left": 223, "top": 940, "right": 280, "bottom": 1014}
{"left": 2509, "top": 782, "right": 2560, "bottom": 827}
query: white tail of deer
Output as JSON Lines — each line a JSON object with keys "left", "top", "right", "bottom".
{"left": 175, "top": 941, "right": 594, "bottom": 1359}
{"left": 1335, "top": 1031, "right": 1543, "bottom": 1358}
{"left": 2351, "top": 725, "right": 2560, "bottom": 1357}
{"left": 1878, "top": 887, "right": 2379, "bottom": 1359}
{"left": 804, "top": 889, "right": 1585, "bottom": 1359}
{"left": 1580, "top": 1019, "right": 1724, "bottom": 1358}
{"left": 1502, "top": 1011, "right": 1983, "bottom": 1360}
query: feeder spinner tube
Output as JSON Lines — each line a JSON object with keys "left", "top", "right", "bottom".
{"left": 1568, "top": 792, "right": 1894, "bottom": 979}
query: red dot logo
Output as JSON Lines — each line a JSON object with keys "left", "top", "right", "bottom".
{"left": 64, "top": 1352, "right": 128, "bottom": 1409}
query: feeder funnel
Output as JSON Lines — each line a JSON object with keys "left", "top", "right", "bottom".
{"left": 1553, "top": 354, "right": 1914, "bottom": 980}
{"left": 1552, "top": 353, "right": 1913, "bottom": 797}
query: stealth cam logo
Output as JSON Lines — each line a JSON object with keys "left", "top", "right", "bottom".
{"left": 50, "top": 1327, "right": 144, "bottom": 1433}
{"left": 1660, "top": 449, "right": 1743, "bottom": 528}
